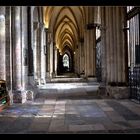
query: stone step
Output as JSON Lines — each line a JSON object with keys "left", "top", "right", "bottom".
{"left": 49, "top": 77, "right": 97, "bottom": 83}
{"left": 37, "top": 82, "right": 99, "bottom": 90}
{"left": 34, "top": 91, "right": 101, "bottom": 101}
{"left": 34, "top": 82, "right": 100, "bottom": 100}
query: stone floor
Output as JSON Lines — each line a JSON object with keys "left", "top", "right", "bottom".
{"left": 0, "top": 82, "right": 140, "bottom": 134}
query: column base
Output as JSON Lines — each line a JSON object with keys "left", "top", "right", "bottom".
{"left": 40, "top": 78, "right": 45, "bottom": 85}
{"left": 106, "top": 86, "right": 130, "bottom": 99}
{"left": 8, "top": 90, "right": 13, "bottom": 105}
{"left": 52, "top": 72, "right": 56, "bottom": 78}
{"left": 13, "top": 90, "right": 27, "bottom": 103}
{"left": 34, "top": 79, "right": 40, "bottom": 85}
{"left": 98, "top": 84, "right": 107, "bottom": 96}
{"left": 98, "top": 85, "right": 130, "bottom": 99}
{"left": 12, "top": 88, "right": 37, "bottom": 103}
{"left": 80, "top": 74, "right": 86, "bottom": 79}
{"left": 45, "top": 72, "right": 51, "bottom": 82}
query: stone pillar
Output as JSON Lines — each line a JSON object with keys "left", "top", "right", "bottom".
{"left": 28, "top": 7, "right": 34, "bottom": 77}
{"left": 5, "top": 7, "right": 14, "bottom": 104}
{"left": 100, "top": 7, "right": 129, "bottom": 99}
{"left": 0, "top": 9, "right": 6, "bottom": 80}
{"left": 79, "top": 38, "right": 85, "bottom": 77}
{"left": 43, "top": 28, "right": 47, "bottom": 82}
{"left": 44, "top": 28, "right": 50, "bottom": 81}
{"left": 28, "top": 7, "right": 35, "bottom": 86}
{"left": 40, "top": 23, "right": 46, "bottom": 84}
{"left": 77, "top": 45, "right": 80, "bottom": 75}
{"left": 47, "top": 33, "right": 52, "bottom": 79}
{"left": 102, "top": 7, "right": 128, "bottom": 84}
{"left": 21, "top": 6, "right": 28, "bottom": 90}
{"left": 73, "top": 50, "right": 76, "bottom": 73}
{"left": 33, "top": 22, "right": 39, "bottom": 84}
{"left": 100, "top": 7, "right": 107, "bottom": 84}
{"left": 12, "top": 7, "right": 22, "bottom": 90}
{"left": 49, "top": 37, "right": 53, "bottom": 78}
{"left": 54, "top": 47, "right": 58, "bottom": 76}
{"left": 78, "top": 42, "right": 82, "bottom": 74}
{"left": 5, "top": 7, "right": 12, "bottom": 87}
{"left": 12, "top": 7, "right": 23, "bottom": 103}
{"left": 36, "top": 23, "right": 43, "bottom": 85}
{"left": 75, "top": 45, "right": 79, "bottom": 74}
{"left": 84, "top": 7, "right": 96, "bottom": 80}
{"left": 75, "top": 47, "right": 78, "bottom": 74}
{"left": 33, "top": 22, "right": 46, "bottom": 85}
{"left": 85, "top": 26, "right": 96, "bottom": 78}
{"left": 19, "top": 7, "right": 28, "bottom": 103}
{"left": 11, "top": 7, "right": 29, "bottom": 103}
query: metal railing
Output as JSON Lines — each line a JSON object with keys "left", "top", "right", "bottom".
{"left": 129, "top": 67, "right": 140, "bottom": 103}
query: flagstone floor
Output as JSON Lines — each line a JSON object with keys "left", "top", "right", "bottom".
{"left": 0, "top": 82, "right": 140, "bottom": 134}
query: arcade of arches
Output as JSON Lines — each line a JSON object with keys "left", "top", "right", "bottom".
{"left": 0, "top": 6, "right": 139, "bottom": 104}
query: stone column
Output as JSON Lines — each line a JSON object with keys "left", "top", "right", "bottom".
{"left": 21, "top": 6, "right": 28, "bottom": 90}
{"left": 100, "top": 7, "right": 107, "bottom": 84}
{"left": 78, "top": 42, "right": 82, "bottom": 74}
{"left": 75, "top": 47, "right": 78, "bottom": 74}
{"left": 36, "top": 23, "right": 43, "bottom": 85}
{"left": 47, "top": 33, "right": 51, "bottom": 79}
{"left": 103, "top": 7, "right": 127, "bottom": 84}
{"left": 12, "top": 7, "right": 22, "bottom": 91}
{"left": 12, "top": 7, "right": 29, "bottom": 103}
{"left": 0, "top": 9, "right": 6, "bottom": 80}
{"left": 18, "top": 7, "right": 28, "bottom": 103}
{"left": 5, "top": 7, "right": 14, "bottom": 104}
{"left": 84, "top": 7, "right": 96, "bottom": 80}
{"left": 28, "top": 7, "right": 35, "bottom": 86}
{"left": 79, "top": 38, "right": 85, "bottom": 77}
{"left": 33, "top": 22, "right": 39, "bottom": 84}
{"left": 73, "top": 50, "right": 76, "bottom": 73}
{"left": 100, "top": 7, "right": 129, "bottom": 99}
{"left": 5, "top": 7, "right": 12, "bottom": 87}
{"left": 28, "top": 7, "right": 34, "bottom": 83}
{"left": 52, "top": 42, "right": 56, "bottom": 77}
{"left": 75, "top": 45, "right": 79, "bottom": 75}
{"left": 44, "top": 28, "right": 50, "bottom": 81}
{"left": 40, "top": 23, "right": 46, "bottom": 84}
{"left": 77, "top": 45, "right": 80, "bottom": 75}
{"left": 85, "top": 26, "right": 96, "bottom": 78}
{"left": 54, "top": 47, "right": 58, "bottom": 76}
{"left": 12, "top": 7, "right": 23, "bottom": 103}
{"left": 49, "top": 37, "right": 53, "bottom": 78}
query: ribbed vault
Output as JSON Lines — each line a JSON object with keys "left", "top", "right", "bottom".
{"left": 44, "top": 6, "right": 85, "bottom": 54}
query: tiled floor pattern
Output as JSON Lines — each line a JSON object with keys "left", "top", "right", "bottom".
{"left": 0, "top": 82, "right": 140, "bottom": 133}
{"left": 0, "top": 99, "right": 140, "bottom": 133}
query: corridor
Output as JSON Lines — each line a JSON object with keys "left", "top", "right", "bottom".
{"left": 0, "top": 6, "right": 140, "bottom": 134}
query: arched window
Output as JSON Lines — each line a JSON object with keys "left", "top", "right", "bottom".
{"left": 63, "top": 54, "right": 69, "bottom": 69}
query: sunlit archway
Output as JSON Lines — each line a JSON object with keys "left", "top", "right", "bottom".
{"left": 62, "top": 53, "right": 70, "bottom": 72}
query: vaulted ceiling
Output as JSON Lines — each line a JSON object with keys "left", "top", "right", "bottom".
{"left": 43, "top": 6, "right": 85, "bottom": 54}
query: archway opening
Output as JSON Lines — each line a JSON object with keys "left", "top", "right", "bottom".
{"left": 62, "top": 53, "right": 70, "bottom": 73}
